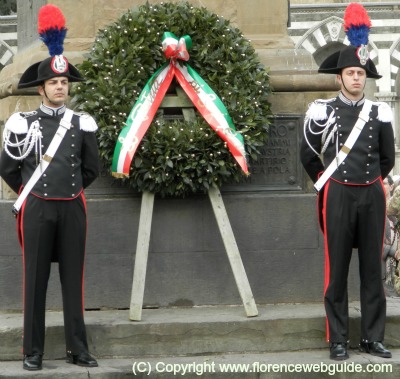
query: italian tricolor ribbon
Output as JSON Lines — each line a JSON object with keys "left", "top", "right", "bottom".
{"left": 112, "top": 32, "right": 248, "bottom": 177}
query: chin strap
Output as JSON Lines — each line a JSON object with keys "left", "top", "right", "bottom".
{"left": 340, "top": 74, "right": 367, "bottom": 97}
{"left": 43, "top": 86, "right": 60, "bottom": 107}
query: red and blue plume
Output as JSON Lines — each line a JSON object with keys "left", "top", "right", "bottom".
{"left": 38, "top": 4, "right": 67, "bottom": 56}
{"left": 343, "top": 3, "right": 371, "bottom": 47}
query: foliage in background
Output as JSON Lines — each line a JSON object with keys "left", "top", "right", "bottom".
{"left": 0, "top": 0, "right": 16, "bottom": 15}
{"left": 71, "top": 1, "right": 272, "bottom": 197}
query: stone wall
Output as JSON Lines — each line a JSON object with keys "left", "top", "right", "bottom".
{"left": 0, "top": 14, "right": 17, "bottom": 69}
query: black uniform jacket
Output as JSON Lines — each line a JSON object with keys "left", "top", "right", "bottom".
{"left": 300, "top": 93, "right": 395, "bottom": 185}
{"left": 0, "top": 104, "right": 99, "bottom": 199}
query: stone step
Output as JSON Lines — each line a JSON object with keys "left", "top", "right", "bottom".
{"left": 0, "top": 350, "right": 399, "bottom": 379}
{"left": 1, "top": 298, "right": 400, "bottom": 377}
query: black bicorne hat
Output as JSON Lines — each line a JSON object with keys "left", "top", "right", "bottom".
{"left": 18, "top": 4, "right": 84, "bottom": 89}
{"left": 318, "top": 45, "right": 381, "bottom": 79}
{"left": 18, "top": 56, "right": 84, "bottom": 89}
{"left": 318, "top": 3, "right": 381, "bottom": 80}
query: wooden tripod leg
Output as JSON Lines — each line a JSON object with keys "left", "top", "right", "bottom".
{"left": 129, "top": 190, "right": 155, "bottom": 321}
{"left": 208, "top": 185, "right": 258, "bottom": 317}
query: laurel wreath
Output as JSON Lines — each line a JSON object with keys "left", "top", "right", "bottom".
{"left": 71, "top": 1, "right": 272, "bottom": 197}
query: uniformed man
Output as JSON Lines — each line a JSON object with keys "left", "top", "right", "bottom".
{"left": 300, "top": 20, "right": 395, "bottom": 360}
{"left": 0, "top": 50, "right": 99, "bottom": 371}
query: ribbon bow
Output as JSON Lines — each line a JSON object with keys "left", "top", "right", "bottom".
{"left": 162, "top": 32, "right": 191, "bottom": 61}
{"left": 112, "top": 32, "right": 248, "bottom": 178}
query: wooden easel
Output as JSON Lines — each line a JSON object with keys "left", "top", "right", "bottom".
{"left": 129, "top": 86, "right": 258, "bottom": 320}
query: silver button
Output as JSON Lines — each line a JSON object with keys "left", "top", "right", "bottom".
{"left": 43, "top": 183, "right": 47, "bottom": 187}
{"left": 72, "top": 183, "right": 75, "bottom": 186}
{"left": 44, "top": 193, "right": 48, "bottom": 196}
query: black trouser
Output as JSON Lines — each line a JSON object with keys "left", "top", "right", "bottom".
{"left": 322, "top": 179, "right": 386, "bottom": 343}
{"left": 19, "top": 194, "right": 89, "bottom": 355}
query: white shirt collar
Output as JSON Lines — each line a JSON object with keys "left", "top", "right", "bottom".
{"left": 338, "top": 92, "right": 365, "bottom": 107}
{"left": 40, "top": 103, "right": 66, "bottom": 116}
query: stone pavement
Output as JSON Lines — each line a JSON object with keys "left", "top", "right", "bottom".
{"left": 1, "top": 296, "right": 400, "bottom": 378}
{"left": 0, "top": 350, "right": 400, "bottom": 378}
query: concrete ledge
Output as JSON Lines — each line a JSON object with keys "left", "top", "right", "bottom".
{"left": 1, "top": 299, "right": 400, "bottom": 362}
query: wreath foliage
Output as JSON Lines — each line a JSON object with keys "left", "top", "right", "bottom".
{"left": 71, "top": 1, "right": 272, "bottom": 197}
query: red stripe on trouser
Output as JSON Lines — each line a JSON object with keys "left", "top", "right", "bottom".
{"left": 80, "top": 192, "right": 87, "bottom": 314}
{"left": 322, "top": 180, "right": 331, "bottom": 343}
{"left": 19, "top": 199, "right": 27, "bottom": 354}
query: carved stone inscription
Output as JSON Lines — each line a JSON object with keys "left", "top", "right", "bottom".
{"left": 224, "top": 114, "right": 303, "bottom": 191}
{"left": 86, "top": 114, "right": 304, "bottom": 196}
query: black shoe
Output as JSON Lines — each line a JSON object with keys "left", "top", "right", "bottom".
{"left": 66, "top": 351, "right": 98, "bottom": 367}
{"left": 23, "top": 354, "right": 42, "bottom": 370}
{"left": 359, "top": 341, "right": 392, "bottom": 358}
{"left": 329, "top": 342, "right": 349, "bottom": 360}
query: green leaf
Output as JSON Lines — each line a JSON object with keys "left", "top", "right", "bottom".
{"left": 71, "top": 1, "right": 272, "bottom": 198}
